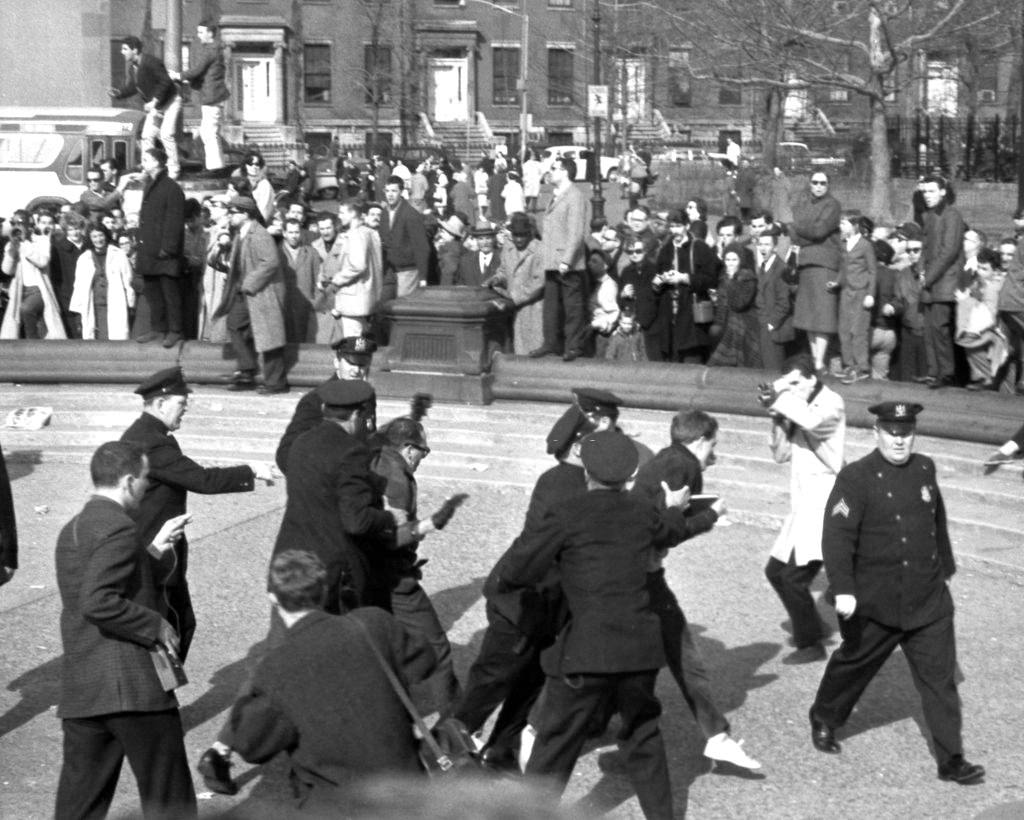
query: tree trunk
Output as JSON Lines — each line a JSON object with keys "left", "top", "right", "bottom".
{"left": 762, "top": 85, "right": 785, "bottom": 169}
{"left": 867, "top": 6, "right": 892, "bottom": 222}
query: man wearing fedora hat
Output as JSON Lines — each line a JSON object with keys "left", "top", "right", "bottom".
{"left": 809, "top": 401, "right": 984, "bottom": 786}
{"left": 213, "top": 195, "right": 289, "bottom": 394}
{"left": 434, "top": 213, "right": 468, "bottom": 286}
{"left": 455, "top": 221, "right": 501, "bottom": 287}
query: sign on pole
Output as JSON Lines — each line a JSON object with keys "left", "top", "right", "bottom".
{"left": 587, "top": 84, "right": 609, "bottom": 119}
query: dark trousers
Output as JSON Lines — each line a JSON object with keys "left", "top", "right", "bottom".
{"left": 923, "top": 301, "right": 955, "bottom": 380}
{"left": 453, "top": 605, "right": 545, "bottom": 753}
{"left": 142, "top": 275, "right": 183, "bottom": 334}
{"left": 227, "top": 307, "right": 287, "bottom": 390}
{"left": 541, "top": 269, "right": 587, "bottom": 356}
{"left": 391, "top": 576, "right": 462, "bottom": 714}
{"left": 56, "top": 709, "right": 196, "bottom": 820}
{"left": 765, "top": 555, "right": 824, "bottom": 647}
{"left": 999, "top": 310, "right": 1024, "bottom": 387}
{"left": 897, "top": 329, "right": 928, "bottom": 382}
{"left": 812, "top": 612, "right": 962, "bottom": 762}
{"left": 19, "top": 285, "right": 45, "bottom": 338}
{"left": 527, "top": 671, "right": 673, "bottom": 820}
{"left": 647, "top": 570, "right": 729, "bottom": 739}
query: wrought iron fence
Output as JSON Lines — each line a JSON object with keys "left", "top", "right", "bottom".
{"left": 888, "top": 113, "right": 1020, "bottom": 183}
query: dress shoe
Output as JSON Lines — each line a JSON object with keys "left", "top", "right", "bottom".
{"left": 562, "top": 350, "right": 581, "bottom": 362}
{"left": 258, "top": 384, "right": 290, "bottom": 395}
{"left": 528, "top": 346, "right": 554, "bottom": 358}
{"left": 162, "top": 331, "right": 182, "bottom": 348}
{"left": 782, "top": 643, "right": 826, "bottom": 664}
{"left": 135, "top": 331, "right": 159, "bottom": 344}
{"left": 965, "top": 379, "right": 990, "bottom": 391}
{"left": 226, "top": 377, "right": 256, "bottom": 392}
{"left": 937, "top": 754, "right": 985, "bottom": 784}
{"left": 481, "top": 745, "right": 519, "bottom": 775}
{"left": 928, "top": 376, "right": 956, "bottom": 389}
{"left": 197, "top": 747, "right": 238, "bottom": 795}
{"left": 912, "top": 374, "right": 934, "bottom": 384}
{"left": 809, "top": 709, "right": 840, "bottom": 754}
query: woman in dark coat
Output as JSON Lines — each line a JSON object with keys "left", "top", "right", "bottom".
{"left": 708, "top": 244, "right": 762, "bottom": 368}
{"left": 790, "top": 172, "right": 841, "bottom": 374}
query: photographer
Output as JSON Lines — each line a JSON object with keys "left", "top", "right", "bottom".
{"left": 758, "top": 353, "right": 845, "bottom": 663}
{"left": 0, "top": 207, "right": 67, "bottom": 339}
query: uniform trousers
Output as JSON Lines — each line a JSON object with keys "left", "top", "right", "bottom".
{"left": 811, "top": 611, "right": 962, "bottom": 762}
{"left": 647, "top": 570, "right": 729, "bottom": 739}
{"left": 453, "top": 603, "right": 546, "bottom": 756}
{"left": 923, "top": 301, "right": 956, "bottom": 380}
{"left": 764, "top": 555, "right": 824, "bottom": 648}
{"left": 55, "top": 709, "right": 196, "bottom": 820}
{"left": 527, "top": 670, "right": 673, "bottom": 820}
{"left": 541, "top": 269, "right": 588, "bottom": 356}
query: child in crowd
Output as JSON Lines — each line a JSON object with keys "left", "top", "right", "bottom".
{"left": 831, "top": 211, "right": 877, "bottom": 384}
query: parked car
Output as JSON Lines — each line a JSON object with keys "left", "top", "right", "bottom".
{"left": 773, "top": 142, "right": 847, "bottom": 174}
{"left": 538, "top": 145, "right": 620, "bottom": 183}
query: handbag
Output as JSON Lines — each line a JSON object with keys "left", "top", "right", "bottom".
{"left": 353, "top": 617, "right": 484, "bottom": 777}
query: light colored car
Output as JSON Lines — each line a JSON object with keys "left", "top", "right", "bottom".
{"left": 539, "top": 145, "right": 619, "bottom": 183}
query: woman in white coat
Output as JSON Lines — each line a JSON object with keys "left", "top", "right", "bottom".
{"left": 70, "top": 225, "right": 135, "bottom": 340}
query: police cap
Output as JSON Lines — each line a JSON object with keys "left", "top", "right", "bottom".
{"left": 318, "top": 379, "right": 375, "bottom": 409}
{"left": 330, "top": 335, "right": 377, "bottom": 365}
{"left": 579, "top": 430, "right": 639, "bottom": 484}
{"left": 572, "top": 387, "right": 623, "bottom": 420}
{"left": 868, "top": 401, "right": 922, "bottom": 435}
{"left": 546, "top": 406, "right": 588, "bottom": 457}
{"left": 135, "top": 367, "right": 192, "bottom": 401}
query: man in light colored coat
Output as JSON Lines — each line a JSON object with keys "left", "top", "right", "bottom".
{"left": 531, "top": 157, "right": 590, "bottom": 361}
{"left": 321, "top": 200, "right": 383, "bottom": 339}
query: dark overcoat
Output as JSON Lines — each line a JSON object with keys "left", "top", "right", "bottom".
{"left": 138, "top": 170, "right": 185, "bottom": 278}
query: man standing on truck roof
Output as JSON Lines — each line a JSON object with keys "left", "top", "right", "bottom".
{"left": 110, "top": 36, "right": 183, "bottom": 180}
{"left": 169, "top": 20, "right": 229, "bottom": 174}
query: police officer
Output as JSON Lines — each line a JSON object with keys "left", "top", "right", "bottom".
{"left": 275, "top": 335, "right": 376, "bottom": 473}
{"left": 809, "top": 401, "right": 984, "bottom": 785}
{"left": 120, "top": 367, "right": 275, "bottom": 660}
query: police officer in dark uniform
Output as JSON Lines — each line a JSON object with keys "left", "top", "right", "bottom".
{"left": 120, "top": 367, "right": 274, "bottom": 660}
{"left": 275, "top": 335, "right": 376, "bottom": 473}
{"left": 809, "top": 401, "right": 985, "bottom": 785}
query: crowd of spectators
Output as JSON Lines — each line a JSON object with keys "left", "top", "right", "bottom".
{"left": 2, "top": 144, "right": 1023, "bottom": 395}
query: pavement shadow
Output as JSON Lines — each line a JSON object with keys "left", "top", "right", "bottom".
{"left": 689, "top": 624, "right": 781, "bottom": 714}
{"left": 429, "top": 575, "right": 486, "bottom": 633}
{"left": 835, "top": 648, "right": 932, "bottom": 744}
{"left": 180, "top": 649, "right": 262, "bottom": 733}
{"left": 0, "top": 654, "right": 61, "bottom": 739}
{"left": 3, "top": 448, "right": 43, "bottom": 482}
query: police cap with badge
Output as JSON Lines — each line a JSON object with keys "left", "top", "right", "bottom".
{"left": 330, "top": 335, "right": 377, "bottom": 366}
{"left": 317, "top": 379, "right": 376, "bottom": 410}
{"left": 868, "top": 401, "right": 922, "bottom": 435}
{"left": 572, "top": 387, "right": 623, "bottom": 423}
{"left": 135, "top": 367, "right": 192, "bottom": 401}
{"left": 579, "top": 430, "right": 639, "bottom": 484}
{"left": 546, "top": 406, "right": 591, "bottom": 458}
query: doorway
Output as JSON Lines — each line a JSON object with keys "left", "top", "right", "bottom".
{"left": 235, "top": 56, "right": 277, "bottom": 122}
{"left": 429, "top": 57, "right": 469, "bottom": 122}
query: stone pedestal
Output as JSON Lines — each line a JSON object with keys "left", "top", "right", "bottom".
{"left": 380, "top": 286, "right": 506, "bottom": 403}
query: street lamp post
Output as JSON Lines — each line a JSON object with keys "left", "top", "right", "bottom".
{"left": 591, "top": 0, "right": 605, "bottom": 219}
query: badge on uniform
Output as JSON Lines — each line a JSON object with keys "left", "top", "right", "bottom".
{"left": 831, "top": 498, "right": 850, "bottom": 518}
{"left": 921, "top": 485, "right": 932, "bottom": 503}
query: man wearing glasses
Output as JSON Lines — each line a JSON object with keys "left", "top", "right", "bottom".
{"left": 893, "top": 223, "right": 928, "bottom": 381}
{"left": 79, "top": 165, "right": 124, "bottom": 219}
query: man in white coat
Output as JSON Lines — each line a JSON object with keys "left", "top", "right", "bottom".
{"left": 761, "top": 353, "right": 846, "bottom": 663}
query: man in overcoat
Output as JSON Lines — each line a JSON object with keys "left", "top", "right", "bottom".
{"left": 214, "top": 195, "right": 289, "bottom": 393}
{"left": 809, "top": 402, "right": 984, "bottom": 786}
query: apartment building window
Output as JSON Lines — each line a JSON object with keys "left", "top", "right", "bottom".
{"left": 364, "top": 44, "right": 393, "bottom": 105}
{"left": 304, "top": 44, "right": 331, "bottom": 103}
{"left": 978, "top": 55, "right": 997, "bottom": 103}
{"left": 548, "top": 48, "right": 574, "bottom": 106}
{"left": 549, "top": 0, "right": 573, "bottom": 7}
{"left": 718, "top": 80, "right": 741, "bottom": 106}
{"left": 493, "top": 47, "right": 521, "bottom": 105}
{"left": 669, "top": 49, "right": 691, "bottom": 107}
{"left": 829, "top": 53, "right": 851, "bottom": 102}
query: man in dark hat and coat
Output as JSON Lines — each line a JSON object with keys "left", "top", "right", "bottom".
{"left": 455, "top": 221, "right": 501, "bottom": 287}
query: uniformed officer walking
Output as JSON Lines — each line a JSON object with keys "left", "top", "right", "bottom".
{"left": 809, "top": 401, "right": 984, "bottom": 785}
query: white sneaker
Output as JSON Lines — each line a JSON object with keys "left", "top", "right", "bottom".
{"left": 703, "top": 733, "right": 762, "bottom": 770}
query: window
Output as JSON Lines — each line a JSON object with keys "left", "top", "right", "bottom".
{"left": 364, "top": 44, "right": 392, "bottom": 105}
{"left": 978, "top": 54, "right": 997, "bottom": 103}
{"left": 304, "top": 43, "right": 331, "bottom": 103}
{"left": 493, "top": 47, "right": 520, "bottom": 106}
{"left": 829, "top": 52, "right": 851, "bottom": 102}
{"left": 434, "top": 0, "right": 461, "bottom": 5}
{"left": 718, "top": 81, "right": 741, "bottom": 106}
{"left": 548, "top": 48, "right": 574, "bottom": 106}
{"left": 669, "top": 49, "right": 691, "bottom": 107}
{"left": 65, "top": 139, "right": 84, "bottom": 183}
{"left": 548, "top": 0, "right": 573, "bottom": 7}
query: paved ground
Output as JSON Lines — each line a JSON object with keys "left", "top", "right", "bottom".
{"left": 1, "top": 385, "right": 1022, "bottom": 819}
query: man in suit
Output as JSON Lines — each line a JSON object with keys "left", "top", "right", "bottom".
{"left": 755, "top": 224, "right": 796, "bottom": 372}
{"left": 379, "top": 176, "right": 431, "bottom": 298}
{"left": 54, "top": 441, "right": 196, "bottom": 820}
{"left": 500, "top": 431, "right": 691, "bottom": 819}
{"left": 275, "top": 379, "right": 396, "bottom": 613}
{"left": 835, "top": 210, "right": 879, "bottom": 384}
{"left": 214, "top": 195, "right": 289, "bottom": 394}
{"left": 455, "top": 222, "right": 501, "bottom": 287}
{"left": 530, "top": 157, "right": 590, "bottom": 361}
{"left": 170, "top": 19, "right": 230, "bottom": 172}
{"left": 120, "top": 367, "right": 273, "bottom": 661}
{"left": 0, "top": 442, "right": 16, "bottom": 588}
{"left": 920, "top": 175, "right": 965, "bottom": 388}
{"left": 227, "top": 550, "right": 438, "bottom": 811}
{"left": 809, "top": 402, "right": 984, "bottom": 786}
{"left": 110, "top": 36, "right": 182, "bottom": 179}
{"left": 134, "top": 146, "right": 185, "bottom": 347}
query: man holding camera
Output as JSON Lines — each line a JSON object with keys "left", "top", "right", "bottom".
{"left": 760, "top": 353, "right": 846, "bottom": 663}
{"left": 0, "top": 208, "right": 66, "bottom": 340}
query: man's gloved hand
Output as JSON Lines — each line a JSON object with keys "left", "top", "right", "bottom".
{"left": 834, "top": 594, "right": 857, "bottom": 619}
{"left": 756, "top": 382, "right": 777, "bottom": 408}
{"left": 430, "top": 493, "right": 469, "bottom": 530}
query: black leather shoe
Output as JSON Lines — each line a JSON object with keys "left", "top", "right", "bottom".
{"left": 528, "top": 346, "right": 553, "bottom": 358}
{"left": 197, "top": 747, "right": 238, "bottom": 795}
{"left": 226, "top": 377, "right": 256, "bottom": 392}
{"left": 258, "top": 384, "right": 290, "bottom": 395}
{"left": 809, "top": 709, "right": 840, "bottom": 754}
{"left": 938, "top": 755, "right": 984, "bottom": 784}
{"left": 929, "top": 376, "right": 956, "bottom": 390}
{"left": 135, "top": 331, "right": 159, "bottom": 344}
{"left": 162, "top": 331, "right": 182, "bottom": 348}
{"left": 481, "top": 745, "right": 519, "bottom": 776}
{"left": 562, "top": 350, "right": 580, "bottom": 362}
{"left": 782, "top": 643, "right": 826, "bottom": 665}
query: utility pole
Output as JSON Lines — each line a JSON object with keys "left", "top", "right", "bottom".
{"left": 165, "top": 0, "right": 182, "bottom": 72}
{"left": 1018, "top": 0, "right": 1024, "bottom": 208}
{"left": 591, "top": 0, "right": 605, "bottom": 219}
